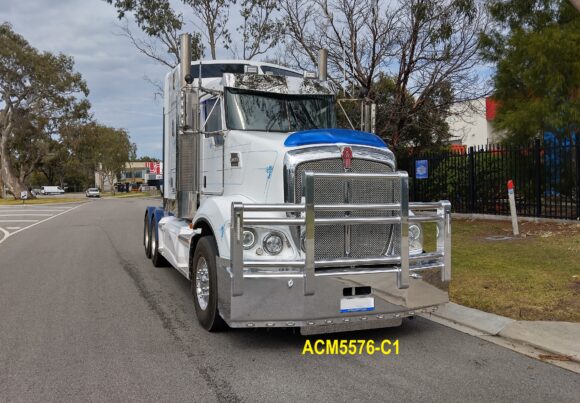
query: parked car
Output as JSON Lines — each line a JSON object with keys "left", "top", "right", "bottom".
{"left": 85, "top": 188, "right": 100, "bottom": 198}
{"left": 41, "top": 186, "right": 65, "bottom": 195}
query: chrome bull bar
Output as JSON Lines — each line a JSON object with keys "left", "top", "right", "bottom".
{"left": 230, "top": 171, "right": 451, "bottom": 297}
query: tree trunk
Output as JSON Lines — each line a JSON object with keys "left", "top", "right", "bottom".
{"left": 0, "top": 130, "right": 28, "bottom": 199}
{"left": 0, "top": 158, "right": 3, "bottom": 199}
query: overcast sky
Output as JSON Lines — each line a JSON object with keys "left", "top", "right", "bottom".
{"left": 1, "top": 0, "right": 177, "bottom": 158}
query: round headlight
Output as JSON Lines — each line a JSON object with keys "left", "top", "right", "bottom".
{"left": 242, "top": 229, "right": 257, "bottom": 249}
{"left": 409, "top": 224, "right": 423, "bottom": 253}
{"left": 263, "top": 232, "right": 284, "bottom": 255}
{"left": 409, "top": 224, "right": 421, "bottom": 241}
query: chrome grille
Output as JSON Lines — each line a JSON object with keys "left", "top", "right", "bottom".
{"left": 294, "top": 158, "right": 399, "bottom": 261}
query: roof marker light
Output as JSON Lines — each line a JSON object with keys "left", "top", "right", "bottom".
{"left": 244, "top": 65, "right": 259, "bottom": 74}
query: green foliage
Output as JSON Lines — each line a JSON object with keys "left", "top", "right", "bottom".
{"left": 63, "top": 123, "right": 134, "bottom": 189}
{"left": 105, "top": 0, "right": 205, "bottom": 64}
{"left": 237, "top": 0, "right": 283, "bottom": 59}
{"left": 183, "top": 0, "right": 236, "bottom": 59}
{"left": 106, "top": 0, "right": 182, "bottom": 37}
{"left": 0, "top": 24, "right": 136, "bottom": 198}
{"left": 131, "top": 155, "right": 161, "bottom": 162}
{"left": 336, "top": 75, "right": 452, "bottom": 153}
{"left": 0, "top": 23, "right": 90, "bottom": 198}
{"left": 481, "top": 0, "right": 580, "bottom": 143}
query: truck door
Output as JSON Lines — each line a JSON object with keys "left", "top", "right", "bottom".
{"left": 201, "top": 97, "right": 224, "bottom": 195}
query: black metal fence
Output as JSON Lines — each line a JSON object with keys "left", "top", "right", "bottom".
{"left": 400, "top": 139, "right": 580, "bottom": 220}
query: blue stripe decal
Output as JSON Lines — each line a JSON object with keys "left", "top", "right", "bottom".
{"left": 339, "top": 307, "right": 376, "bottom": 313}
{"left": 284, "top": 128, "right": 387, "bottom": 148}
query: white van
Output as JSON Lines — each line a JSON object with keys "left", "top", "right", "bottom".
{"left": 40, "top": 186, "right": 65, "bottom": 195}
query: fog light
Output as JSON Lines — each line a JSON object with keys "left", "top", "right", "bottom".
{"left": 263, "top": 232, "right": 284, "bottom": 255}
{"left": 242, "top": 229, "right": 256, "bottom": 249}
{"left": 409, "top": 224, "right": 423, "bottom": 254}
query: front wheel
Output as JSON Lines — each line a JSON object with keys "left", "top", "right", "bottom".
{"left": 191, "top": 236, "right": 226, "bottom": 332}
{"left": 144, "top": 214, "right": 152, "bottom": 259}
{"left": 151, "top": 219, "right": 168, "bottom": 267}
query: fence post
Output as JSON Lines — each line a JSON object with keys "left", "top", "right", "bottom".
{"left": 468, "top": 146, "right": 475, "bottom": 213}
{"left": 534, "top": 138, "right": 542, "bottom": 217}
{"left": 575, "top": 140, "right": 580, "bottom": 220}
{"left": 411, "top": 157, "right": 417, "bottom": 202}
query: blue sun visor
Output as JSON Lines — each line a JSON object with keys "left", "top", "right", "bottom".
{"left": 284, "top": 128, "right": 387, "bottom": 148}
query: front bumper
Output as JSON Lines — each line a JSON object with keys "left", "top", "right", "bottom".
{"left": 218, "top": 171, "right": 451, "bottom": 333}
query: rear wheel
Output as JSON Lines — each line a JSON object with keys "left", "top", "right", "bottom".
{"left": 144, "top": 214, "right": 152, "bottom": 259}
{"left": 151, "top": 219, "right": 168, "bottom": 267}
{"left": 191, "top": 236, "right": 226, "bottom": 331}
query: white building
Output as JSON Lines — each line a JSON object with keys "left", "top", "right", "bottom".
{"left": 447, "top": 97, "right": 502, "bottom": 148}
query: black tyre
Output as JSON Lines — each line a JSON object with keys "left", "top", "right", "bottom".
{"left": 151, "top": 219, "right": 168, "bottom": 267}
{"left": 191, "top": 236, "right": 227, "bottom": 332}
{"left": 144, "top": 213, "right": 152, "bottom": 259}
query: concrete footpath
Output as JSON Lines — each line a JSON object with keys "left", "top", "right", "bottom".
{"left": 421, "top": 302, "right": 580, "bottom": 372}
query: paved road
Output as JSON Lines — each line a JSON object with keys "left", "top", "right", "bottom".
{"left": 0, "top": 199, "right": 578, "bottom": 402}
{"left": 0, "top": 203, "right": 86, "bottom": 244}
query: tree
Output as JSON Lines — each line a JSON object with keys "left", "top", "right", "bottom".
{"left": 184, "top": 0, "right": 235, "bottom": 60}
{"left": 481, "top": 0, "right": 579, "bottom": 143}
{"left": 281, "top": 0, "right": 489, "bottom": 151}
{"left": 131, "top": 155, "right": 161, "bottom": 162}
{"left": 0, "top": 23, "right": 89, "bottom": 199}
{"left": 235, "top": 0, "right": 284, "bottom": 60}
{"left": 106, "top": 0, "right": 204, "bottom": 99}
{"left": 106, "top": 0, "right": 283, "bottom": 63}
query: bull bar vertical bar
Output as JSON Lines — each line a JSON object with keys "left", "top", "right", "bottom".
{"left": 304, "top": 172, "right": 316, "bottom": 296}
{"left": 438, "top": 200, "right": 452, "bottom": 282}
{"left": 398, "top": 172, "right": 410, "bottom": 289}
{"left": 231, "top": 202, "right": 244, "bottom": 296}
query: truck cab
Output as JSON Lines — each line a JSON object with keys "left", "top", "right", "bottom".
{"left": 144, "top": 35, "right": 451, "bottom": 335}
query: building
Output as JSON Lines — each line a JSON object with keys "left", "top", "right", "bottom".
{"left": 95, "top": 161, "right": 163, "bottom": 192}
{"left": 447, "top": 97, "right": 502, "bottom": 148}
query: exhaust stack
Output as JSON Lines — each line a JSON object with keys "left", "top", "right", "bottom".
{"left": 177, "top": 33, "right": 200, "bottom": 220}
{"left": 318, "top": 49, "right": 328, "bottom": 81}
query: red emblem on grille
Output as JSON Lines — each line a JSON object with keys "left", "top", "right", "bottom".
{"left": 341, "top": 147, "right": 353, "bottom": 170}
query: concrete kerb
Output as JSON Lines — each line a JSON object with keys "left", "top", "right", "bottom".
{"left": 452, "top": 213, "right": 580, "bottom": 224}
{"left": 421, "top": 302, "right": 580, "bottom": 366}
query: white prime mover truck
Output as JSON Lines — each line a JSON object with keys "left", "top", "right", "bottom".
{"left": 143, "top": 34, "right": 451, "bottom": 335}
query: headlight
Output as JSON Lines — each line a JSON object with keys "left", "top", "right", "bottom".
{"left": 263, "top": 232, "right": 284, "bottom": 255}
{"left": 409, "top": 224, "right": 423, "bottom": 254}
{"left": 242, "top": 229, "right": 257, "bottom": 249}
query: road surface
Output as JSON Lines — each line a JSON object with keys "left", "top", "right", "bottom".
{"left": 0, "top": 198, "right": 578, "bottom": 402}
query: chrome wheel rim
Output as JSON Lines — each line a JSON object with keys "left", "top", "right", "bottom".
{"left": 195, "top": 257, "right": 210, "bottom": 311}
{"left": 151, "top": 224, "right": 156, "bottom": 252}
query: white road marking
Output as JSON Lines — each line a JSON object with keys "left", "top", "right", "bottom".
{"left": 0, "top": 209, "right": 68, "bottom": 213}
{"left": 6, "top": 227, "right": 21, "bottom": 230}
{"left": 0, "top": 203, "right": 84, "bottom": 245}
{"left": 0, "top": 214, "right": 53, "bottom": 217}
{"left": 0, "top": 227, "right": 8, "bottom": 241}
{"left": 0, "top": 220, "right": 40, "bottom": 222}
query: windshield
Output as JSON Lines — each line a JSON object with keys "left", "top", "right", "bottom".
{"left": 225, "top": 88, "right": 335, "bottom": 132}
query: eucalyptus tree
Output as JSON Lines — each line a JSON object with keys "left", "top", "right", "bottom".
{"left": 0, "top": 23, "right": 89, "bottom": 198}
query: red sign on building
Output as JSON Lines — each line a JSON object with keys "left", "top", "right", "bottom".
{"left": 145, "top": 162, "right": 162, "bottom": 175}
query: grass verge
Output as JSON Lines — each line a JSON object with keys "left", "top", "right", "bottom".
{"left": 430, "top": 218, "right": 580, "bottom": 322}
{"left": 102, "top": 192, "right": 159, "bottom": 199}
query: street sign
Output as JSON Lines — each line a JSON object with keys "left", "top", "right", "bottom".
{"left": 415, "top": 160, "right": 428, "bottom": 179}
{"left": 20, "top": 191, "right": 28, "bottom": 200}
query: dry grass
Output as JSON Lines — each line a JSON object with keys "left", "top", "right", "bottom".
{"left": 102, "top": 192, "right": 159, "bottom": 199}
{"left": 441, "top": 218, "right": 580, "bottom": 322}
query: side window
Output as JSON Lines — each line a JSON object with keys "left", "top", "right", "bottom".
{"left": 204, "top": 98, "right": 222, "bottom": 133}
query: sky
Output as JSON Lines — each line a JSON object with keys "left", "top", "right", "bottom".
{"left": 0, "top": 0, "right": 175, "bottom": 158}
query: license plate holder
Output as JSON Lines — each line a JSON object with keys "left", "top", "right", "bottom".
{"left": 340, "top": 297, "right": 375, "bottom": 313}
